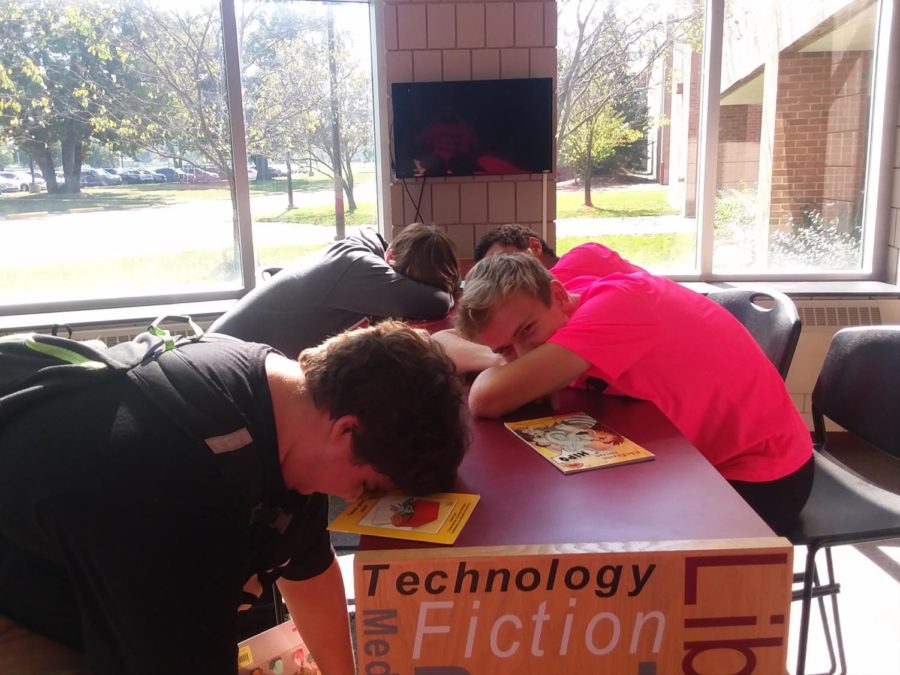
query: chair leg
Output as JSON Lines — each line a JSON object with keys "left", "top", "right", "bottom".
{"left": 796, "top": 546, "right": 819, "bottom": 675}
{"left": 823, "top": 548, "right": 847, "bottom": 675}
{"left": 812, "top": 563, "right": 837, "bottom": 675}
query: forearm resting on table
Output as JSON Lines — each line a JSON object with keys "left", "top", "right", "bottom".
{"left": 430, "top": 329, "right": 505, "bottom": 373}
{"left": 277, "top": 558, "right": 355, "bottom": 675}
{"left": 468, "top": 343, "right": 590, "bottom": 418}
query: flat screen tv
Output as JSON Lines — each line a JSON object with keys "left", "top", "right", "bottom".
{"left": 391, "top": 78, "right": 553, "bottom": 179}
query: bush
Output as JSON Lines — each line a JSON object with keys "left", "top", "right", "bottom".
{"left": 771, "top": 208, "right": 861, "bottom": 270}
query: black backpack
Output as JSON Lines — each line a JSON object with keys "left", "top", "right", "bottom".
{"left": 0, "top": 315, "right": 253, "bottom": 454}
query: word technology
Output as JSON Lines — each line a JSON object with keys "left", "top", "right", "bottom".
{"left": 354, "top": 541, "right": 793, "bottom": 674}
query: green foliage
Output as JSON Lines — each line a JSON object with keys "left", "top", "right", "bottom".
{"left": 0, "top": 0, "right": 140, "bottom": 192}
{"left": 771, "top": 209, "right": 862, "bottom": 271}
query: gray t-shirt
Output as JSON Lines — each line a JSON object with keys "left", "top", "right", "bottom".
{"left": 211, "top": 228, "right": 453, "bottom": 357}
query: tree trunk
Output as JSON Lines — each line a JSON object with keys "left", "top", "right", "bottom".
{"left": 583, "top": 154, "right": 593, "bottom": 207}
{"left": 59, "top": 123, "right": 83, "bottom": 195}
{"left": 327, "top": 6, "right": 345, "bottom": 239}
{"left": 286, "top": 158, "right": 294, "bottom": 210}
{"left": 29, "top": 143, "right": 58, "bottom": 194}
{"left": 583, "top": 126, "right": 594, "bottom": 207}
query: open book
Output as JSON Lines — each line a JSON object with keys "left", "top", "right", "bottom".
{"left": 328, "top": 491, "right": 479, "bottom": 545}
{"left": 237, "top": 620, "right": 321, "bottom": 674}
{"left": 505, "top": 412, "right": 654, "bottom": 474}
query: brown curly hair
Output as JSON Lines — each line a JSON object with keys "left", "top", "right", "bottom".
{"left": 299, "top": 320, "right": 468, "bottom": 494}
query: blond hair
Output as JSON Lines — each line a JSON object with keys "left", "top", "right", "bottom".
{"left": 456, "top": 253, "right": 553, "bottom": 339}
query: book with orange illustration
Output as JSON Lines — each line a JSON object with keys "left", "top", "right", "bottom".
{"left": 505, "top": 412, "right": 654, "bottom": 475}
{"left": 237, "top": 620, "right": 321, "bottom": 674}
{"left": 327, "top": 491, "right": 479, "bottom": 545}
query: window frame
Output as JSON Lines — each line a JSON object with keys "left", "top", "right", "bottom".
{"left": 1, "top": 0, "right": 898, "bottom": 322}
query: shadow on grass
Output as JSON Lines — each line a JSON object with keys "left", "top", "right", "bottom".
{"left": 576, "top": 206, "right": 675, "bottom": 218}
{"left": 0, "top": 189, "right": 173, "bottom": 216}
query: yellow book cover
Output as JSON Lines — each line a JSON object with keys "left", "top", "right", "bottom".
{"left": 328, "top": 492, "right": 480, "bottom": 545}
{"left": 505, "top": 412, "right": 654, "bottom": 474}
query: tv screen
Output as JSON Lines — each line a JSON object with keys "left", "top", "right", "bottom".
{"left": 391, "top": 78, "right": 553, "bottom": 179}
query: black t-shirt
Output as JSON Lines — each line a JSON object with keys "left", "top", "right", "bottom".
{"left": 210, "top": 227, "right": 453, "bottom": 357}
{"left": 0, "top": 340, "right": 332, "bottom": 674}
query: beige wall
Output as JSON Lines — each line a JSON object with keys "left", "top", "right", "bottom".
{"left": 378, "top": 0, "right": 557, "bottom": 264}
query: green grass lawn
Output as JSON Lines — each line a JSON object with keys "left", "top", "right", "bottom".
{"left": 556, "top": 187, "right": 678, "bottom": 219}
{"left": 557, "top": 232, "right": 695, "bottom": 270}
{"left": 257, "top": 201, "right": 376, "bottom": 226}
{"left": 0, "top": 170, "right": 376, "bottom": 217}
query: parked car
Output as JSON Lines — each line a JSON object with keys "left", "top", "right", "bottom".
{"left": 118, "top": 169, "right": 146, "bottom": 184}
{"left": 184, "top": 166, "right": 220, "bottom": 184}
{"left": 0, "top": 175, "right": 19, "bottom": 193}
{"left": 154, "top": 167, "right": 189, "bottom": 183}
{"left": 0, "top": 170, "right": 46, "bottom": 192}
{"left": 80, "top": 168, "right": 122, "bottom": 187}
{"left": 268, "top": 163, "right": 289, "bottom": 178}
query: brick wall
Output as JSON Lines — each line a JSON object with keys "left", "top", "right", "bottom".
{"left": 770, "top": 50, "right": 870, "bottom": 230}
{"left": 717, "top": 104, "right": 762, "bottom": 188}
{"left": 381, "top": 0, "right": 557, "bottom": 262}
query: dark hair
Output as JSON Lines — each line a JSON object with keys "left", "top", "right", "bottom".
{"left": 473, "top": 224, "right": 557, "bottom": 263}
{"left": 390, "top": 223, "right": 461, "bottom": 294}
{"left": 299, "top": 320, "right": 468, "bottom": 494}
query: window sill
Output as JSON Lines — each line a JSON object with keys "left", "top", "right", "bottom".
{"left": 0, "top": 299, "right": 237, "bottom": 334}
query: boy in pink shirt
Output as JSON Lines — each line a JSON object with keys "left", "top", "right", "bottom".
{"left": 456, "top": 251, "right": 813, "bottom": 534}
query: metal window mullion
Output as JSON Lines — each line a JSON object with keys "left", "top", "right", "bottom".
{"left": 221, "top": 0, "right": 255, "bottom": 292}
{"left": 695, "top": 0, "right": 724, "bottom": 277}
{"left": 862, "top": 0, "right": 898, "bottom": 280}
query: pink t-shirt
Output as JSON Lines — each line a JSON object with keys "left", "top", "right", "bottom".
{"left": 548, "top": 270, "right": 812, "bottom": 482}
{"left": 550, "top": 242, "right": 646, "bottom": 282}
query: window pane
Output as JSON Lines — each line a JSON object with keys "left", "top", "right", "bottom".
{"left": 0, "top": 0, "right": 243, "bottom": 309}
{"left": 556, "top": 0, "right": 703, "bottom": 274}
{"left": 713, "top": 0, "right": 875, "bottom": 273}
{"left": 237, "top": 0, "right": 378, "bottom": 271}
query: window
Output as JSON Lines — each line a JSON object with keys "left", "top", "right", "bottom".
{"left": 0, "top": 0, "right": 376, "bottom": 315}
{"left": 554, "top": 0, "right": 894, "bottom": 279}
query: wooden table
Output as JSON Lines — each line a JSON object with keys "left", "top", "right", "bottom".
{"left": 360, "top": 388, "right": 774, "bottom": 551}
{"left": 352, "top": 390, "right": 792, "bottom": 673}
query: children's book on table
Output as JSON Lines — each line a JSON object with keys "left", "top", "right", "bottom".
{"left": 238, "top": 620, "right": 321, "bottom": 674}
{"left": 505, "top": 411, "right": 654, "bottom": 474}
{"left": 328, "top": 491, "right": 479, "bottom": 545}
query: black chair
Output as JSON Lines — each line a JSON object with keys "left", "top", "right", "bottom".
{"left": 789, "top": 326, "right": 900, "bottom": 675}
{"left": 706, "top": 288, "right": 802, "bottom": 379}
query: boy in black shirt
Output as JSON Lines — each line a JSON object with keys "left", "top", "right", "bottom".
{"left": 0, "top": 321, "right": 467, "bottom": 674}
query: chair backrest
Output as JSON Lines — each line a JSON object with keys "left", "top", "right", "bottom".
{"left": 811, "top": 326, "right": 900, "bottom": 459}
{"left": 706, "top": 288, "right": 802, "bottom": 379}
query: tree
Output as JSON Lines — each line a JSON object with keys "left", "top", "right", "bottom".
{"left": 306, "top": 57, "right": 373, "bottom": 213}
{"left": 0, "top": 0, "right": 137, "bottom": 193}
{"left": 557, "top": 0, "right": 700, "bottom": 204}
{"left": 241, "top": 5, "right": 327, "bottom": 185}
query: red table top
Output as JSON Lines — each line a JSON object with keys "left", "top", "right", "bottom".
{"left": 359, "top": 388, "right": 774, "bottom": 551}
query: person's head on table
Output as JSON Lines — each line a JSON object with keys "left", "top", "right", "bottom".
{"left": 454, "top": 253, "right": 814, "bottom": 536}
{"left": 284, "top": 319, "right": 468, "bottom": 497}
{"left": 388, "top": 222, "right": 461, "bottom": 295}
{"left": 456, "top": 252, "right": 571, "bottom": 364}
{"left": 474, "top": 223, "right": 559, "bottom": 269}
